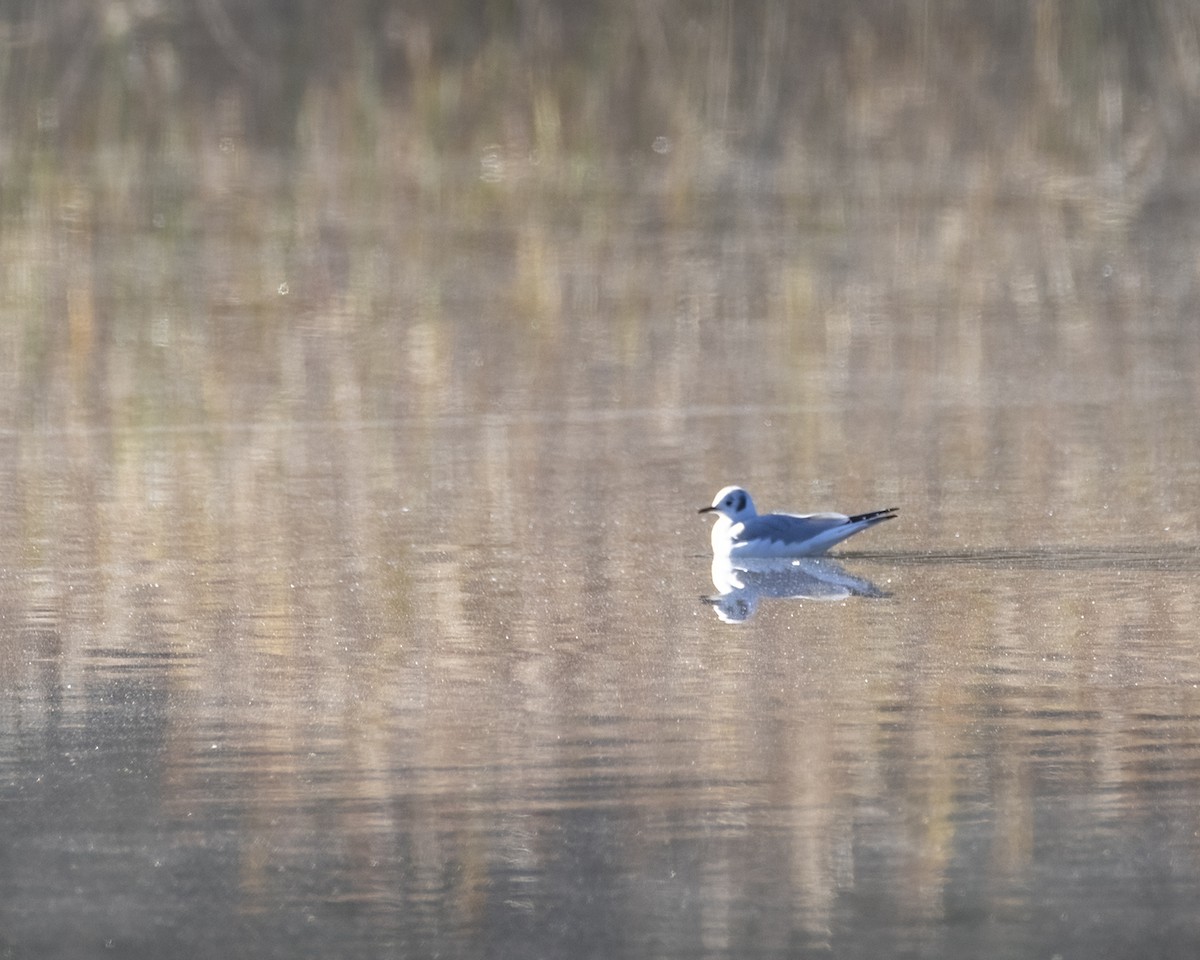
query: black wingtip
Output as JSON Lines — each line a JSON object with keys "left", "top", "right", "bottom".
{"left": 849, "top": 507, "right": 899, "bottom": 523}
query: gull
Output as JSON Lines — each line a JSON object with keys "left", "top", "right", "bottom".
{"left": 699, "top": 485, "right": 897, "bottom": 558}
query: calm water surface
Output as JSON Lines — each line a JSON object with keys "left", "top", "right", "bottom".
{"left": 3, "top": 103, "right": 1200, "bottom": 960}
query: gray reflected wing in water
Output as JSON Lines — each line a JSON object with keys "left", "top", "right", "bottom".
{"left": 702, "top": 556, "right": 889, "bottom": 623}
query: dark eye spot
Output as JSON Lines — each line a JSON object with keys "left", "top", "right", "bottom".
{"left": 735, "top": 493, "right": 746, "bottom": 511}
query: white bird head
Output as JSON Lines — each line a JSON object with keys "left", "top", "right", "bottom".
{"left": 699, "top": 486, "right": 758, "bottom": 522}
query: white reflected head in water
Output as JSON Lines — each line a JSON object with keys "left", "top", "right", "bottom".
{"left": 703, "top": 556, "right": 889, "bottom": 623}
{"left": 699, "top": 485, "right": 898, "bottom": 558}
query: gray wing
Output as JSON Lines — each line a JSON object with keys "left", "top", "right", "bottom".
{"left": 741, "top": 512, "right": 852, "bottom": 544}
{"left": 738, "top": 508, "right": 897, "bottom": 554}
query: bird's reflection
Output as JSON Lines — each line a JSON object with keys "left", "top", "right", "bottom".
{"left": 703, "top": 556, "right": 888, "bottom": 623}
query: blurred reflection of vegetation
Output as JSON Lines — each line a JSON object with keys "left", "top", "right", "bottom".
{"left": 2, "top": 6, "right": 1199, "bottom": 943}
{"left": 2, "top": 0, "right": 1197, "bottom": 192}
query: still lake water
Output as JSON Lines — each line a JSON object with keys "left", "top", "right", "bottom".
{"left": 2, "top": 148, "right": 1199, "bottom": 959}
